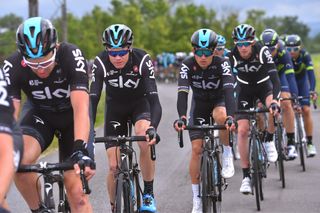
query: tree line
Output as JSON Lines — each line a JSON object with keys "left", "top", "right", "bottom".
{"left": 1, "top": 0, "right": 319, "bottom": 61}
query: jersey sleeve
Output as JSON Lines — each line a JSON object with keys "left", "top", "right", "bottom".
{"left": 140, "top": 54, "right": 162, "bottom": 129}
{"left": 89, "top": 55, "right": 105, "bottom": 124}
{"left": 304, "top": 51, "right": 316, "bottom": 91}
{"left": 220, "top": 59, "right": 236, "bottom": 116}
{"left": 0, "top": 68, "right": 14, "bottom": 134}
{"left": 3, "top": 53, "right": 22, "bottom": 100}
{"left": 177, "top": 61, "right": 191, "bottom": 117}
{"left": 63, "top": 45, "right": 89, "bottom": 92}
{"left": 281, "top": 51, "right": 299, "bottom": 96}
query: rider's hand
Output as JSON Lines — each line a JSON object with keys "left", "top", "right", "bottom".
{"left": 269, "top": 101, "right": 281, "bottom": 116}
{"left": 310, "top": 91, "right": 318, "bottom": 101}
{"left": 224, "top": 116, "right": 237, "bottom": 131}
{"left": 145, "top": 126, "right": 160, "bottom": 145}
{"left": 173, "top": 116, "right": 187, "bottom": 131}
{"left": 70, "top": 140, "right": 96, "bottom": 180}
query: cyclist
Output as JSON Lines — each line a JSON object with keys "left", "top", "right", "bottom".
{"left": 173, "top": 28, "right": 236, "bottom": 213}
{"left": 260, "top": 29, "right": 299, "bottom": 159}
{"left": 4, "top": 17, "right": 95, "bottom": 213}
{"left": 285, "top": 34, "right": 317, "bottom": 157}
{"left": 227, "top": 24, "right": 281, "bottom": 194}
{"left": 0, "top": 67, "right": 23, "bottom": 212}
{"left": 90, "top": 24, "right": 162, "bottom": 213}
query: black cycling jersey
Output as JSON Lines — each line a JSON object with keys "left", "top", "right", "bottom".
{"left": 228, "top": 41, "right": 281, "bottom": 100}
{"left": 177, "top": 55, "right": 235, "bottom": 116}
{"left": 90, "top": 48, "right": 162, "bottom": 128}
{"left": 3, "top": 42, "right": 89, "bottom": 112}
{"left": 0, "top": 68, "right": 14, "bottom": 134}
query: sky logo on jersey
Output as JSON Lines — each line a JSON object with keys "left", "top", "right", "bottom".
{"left": 264, "top": 49, "right": 274, "bottom": 63}
{"left": 108, "top": 76, "right": 140, "bottom": 89}
{"left": 146, "top": 59, "right": 155, "bottom": 79}
{"left": 221, "top": 61, "right": 231, "bottom": 75}
{"left": 180, "top": 64, "right": 189, "bottom": 79}
{"left": 72, "top": 49, "right": 86, "bottom": 73}
{"left": 192, "top": 79, "right": 221, "bottom": 90}
{"left": 31, "top": 86, "right": 70, "bottom": 100}
{"left": 237, "top": 64, "right": 262, "bottom": 73}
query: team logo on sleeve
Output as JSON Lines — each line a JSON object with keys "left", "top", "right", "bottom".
{"left": 72, "top": 49, "right": 86, "bottom": 73}
{"left": 221, "top": 61, "right": 231, "bottom": 75}
{"left": 180, "top": 64, "right": 189, "bottom": 79}
{"left": 146, "top": 60, "right": 155, "bottom": 78}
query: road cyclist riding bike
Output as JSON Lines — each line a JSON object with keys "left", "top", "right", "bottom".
{"left": 89, "top": 24, "right": 162, "bottom": 213}
{"left": 173, "top": 28, "right": 237, "bottom": 213}
{"left": 227, "top": 24, "right": 281, "bottom": 195}
{"left": 285, "top": 34, "right": 317, "bottom": 157}
{"left": 260, "top": 29, "right": 300, "bottom": 160}
{"left": 3, "top": 17, "right": 96, "bottom": 213}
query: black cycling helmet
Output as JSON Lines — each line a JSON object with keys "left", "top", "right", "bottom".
{"left": 16, "top": 17, "right": 57, "bottom": 59}
{"left": 102, "top": 24, "right": 133, "bottom": 48}
{"left": 260, "top": 29, "right": 279, "bottom": 46}
{"left": 232, "top": 24, "right": 255, "bottom": 41}
{"left": 191, "top": 28, "right": 218, "bottom": 49}
{"left": 285, "top": 34, "right": 302, "bottom": 47}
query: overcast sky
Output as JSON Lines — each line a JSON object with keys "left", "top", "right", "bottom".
{"left": 1, "top": 0, "right": 319, "bottom": 36}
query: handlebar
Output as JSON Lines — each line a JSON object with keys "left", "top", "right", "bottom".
{"left": 235, "top": 108, "right": 270, "bottom": 115}
{"left": 18, "top": 161, "right": 91, "bottom": 194}
{"left": 95, "top": 135, "right": 157, "bottom": 161}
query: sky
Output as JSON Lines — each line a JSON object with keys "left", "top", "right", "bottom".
{"left": 1, "top": 0, "right": 320, "bottom": 36}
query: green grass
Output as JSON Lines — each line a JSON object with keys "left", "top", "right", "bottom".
{"left": 312, "top": 54, "right": 320, "bottom": 105}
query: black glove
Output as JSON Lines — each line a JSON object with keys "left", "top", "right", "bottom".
{"left": 146, "top": 127, "right": 160, "bottom": 144}
{"left": 70, "top": 140, "right": 96, "bottom": 169}
{"left": 225, "top": 116, "right": 236, "bottom": 128}
{"left": 173, "top": 117, "right": 187, "bottom": 128}
{"left": 270, "top": 102, "right": 281, "bottom": 113}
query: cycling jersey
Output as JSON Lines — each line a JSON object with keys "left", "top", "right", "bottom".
{"left": 228, "top": 41, "right": 281, "bottom": 100}
{"left": 292, "top": 48, "right": 316, "bottom": 91}
{"left": 273, "top": 42, "right": 298, "bottom": 96}
{"left": 90, "top": 48, "right": 162, "bottom": 129}
{"left": 3, "top": 42, "right": 89, "bottom": 112}
{"left": 177, "top": 55, "right": 235, "bottom": 117}
{"left": 0, "top": 68, "right": 14, "bottom": 134}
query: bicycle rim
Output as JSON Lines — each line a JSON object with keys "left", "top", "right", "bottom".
{"left": 213, "top": 154, "right": 222, "bottom": 213}
{"left": 296, "top": 118, "right": 306, "bottom": 171}
{"left": 277, "top": 125, "right": 285, "bottom": 188}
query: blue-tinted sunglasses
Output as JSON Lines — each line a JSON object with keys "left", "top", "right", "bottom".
{"left": 194, "top": 49, "right": 213, "bottom": 57}
{"left": 108, "top": 49, "right": 129, "bottom": 57}
{"left": 235, "top": 41, "right": 253, "bottom": 47}
{"left": 286, "top": 46, "right": 300, "bottom": 52}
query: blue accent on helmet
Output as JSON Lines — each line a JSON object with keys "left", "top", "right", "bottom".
{"left": 237, "top": 25, "right": 247, "bottom": 40}
{"left": 109, "top": 25, "right": 123, "bottom": 48}
{"left": 217, "top": 35, "right": 226, "bottom": 46}
{"left": 23, "top": 17, "right": 43, "bottom": 58}
{"left": 198, "top": 28, "right": 211, "bottom": 48}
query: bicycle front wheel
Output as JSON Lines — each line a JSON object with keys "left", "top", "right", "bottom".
{"left": 201, "top": 151, "right": 213, "bottom": 212}
{"left": 251, "top": 137, "right": 261, "bottom": 211}
{"left": 295, "top": 115, "right": 306, "bottom": 171}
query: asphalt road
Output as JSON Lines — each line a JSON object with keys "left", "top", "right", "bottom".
{"left": 7, "top": 82, "right": 320, "bottom": 213}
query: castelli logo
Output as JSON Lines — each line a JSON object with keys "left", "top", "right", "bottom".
{"left": 21, "top": 60, "right": 27, "bottom": 67}
{"left": 133, "top": 65, "right": 138, "bottom": 72}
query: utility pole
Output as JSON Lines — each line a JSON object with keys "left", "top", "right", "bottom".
{"left": 61, "top": 0, "right": 68, "bottom": 42}
{"left": 28, "top": 0, "right": 39, "bottom": 17}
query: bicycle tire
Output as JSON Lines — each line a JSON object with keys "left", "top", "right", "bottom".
{"left": 201, "top": 151, "right": 211, "bottom": 212}
{"left": 296, "top": 115, "right": 306, "bottom": 171}
{"left": 276, "top": 123, "right": 285, "bottom": 188}
{"left": 212, "top": 152, "right": 221, "bottom": 213}
{"left": 251, "top": 136, "right": 261, "bottom": 211}
{"left": 132, "top": 169, "right": 142, "bottom": 212}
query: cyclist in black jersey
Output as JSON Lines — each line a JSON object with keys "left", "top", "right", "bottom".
{"left": 285, "top": 34, "right": 317, "bottom": 157}
{"left": 0, "top": 67, "right": 23, "bottom": 213}
{"left": 3, "top": 17, "right": 95, "bottom": 213}
{"left": 90, "top": 24, "right": 162, "bottom": 213}
{"left": 228, "top": 24, "right": 281, "bottom": 195}
{"left": 173, "top": 28, "right": 236, "bottom": 213}
{"left": 260, "top": 29, "right": 299, "bottom": 159}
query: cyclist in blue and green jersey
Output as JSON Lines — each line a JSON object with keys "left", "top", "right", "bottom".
{"left": 260, "top": 29, "right": 299, "bottom": 159}
{"left": 285, "top": 34, "right": 317, "bottom": 157}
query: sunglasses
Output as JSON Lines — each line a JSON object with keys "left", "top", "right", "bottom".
{"left": 215, "top": 46, "right": 225, "bottom": 51}
{"left": 108, "top": 49, "right": 129, "bottom": 57}
{"left": 23, "top": 49, "right": 56, "bottom": 70}
{"left": 235, "top": 40, "right": 253, "bottom": 47}
{"left": 286, "top": 46, "right": 300, "bottom": 52}
{"left": 194, "top": 49, "right": 213, "bottom": 57}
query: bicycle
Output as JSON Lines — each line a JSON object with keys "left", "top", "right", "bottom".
{"left": 95, "top": 134, "right": 156, "bottom": 213}
{"left": 178, "top": 120, "right": 230, "bottom": 213}
{"left": 236, "top": 108, "right": 269, "bottom": 211}
{"left": 17, "top": 130, "right": 91, "bottom": 213}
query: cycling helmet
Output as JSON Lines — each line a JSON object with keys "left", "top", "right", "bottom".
{"left": 260, "top": 29, "right": 279, "bottom": 46}
{"left": 102, "top": 24, "right": 133, "bottom": 48}
{"left": 191, "top": 28, "right": 218, "bottom": 49}
{"left": 217, "top": 35, "right": 226, "bottom": 46}
{"left": 285, "top": 34, "right": 302, "bottom": 46}
{"left": 232, "top": 24, "right": 255, "bottom": 41}
{"left": 16, "top": 17, "right": 57, "bottom": 59}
